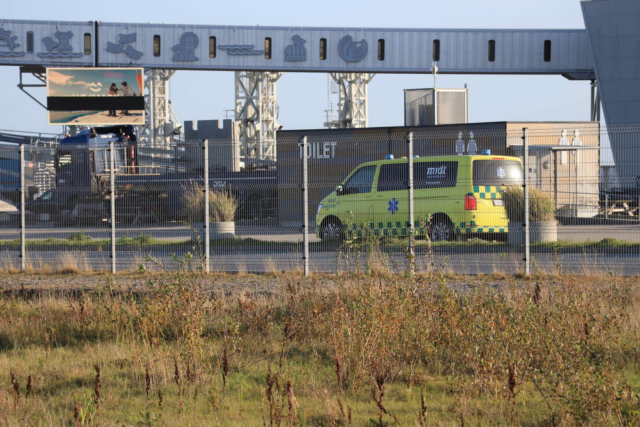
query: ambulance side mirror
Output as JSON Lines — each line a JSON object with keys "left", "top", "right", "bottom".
{"left": 336, "top": 185, "right": 344, "bottom": 196}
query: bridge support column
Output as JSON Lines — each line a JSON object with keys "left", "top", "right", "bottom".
{"left": 141, "top": 70, "right": 182, "bottom": 148}
{"left": 590, "top": 80, "right": 601, "bottom": 122}
{"left": 235, "top": 71, "right": 282, "bottom": 168}
{"left": 326, "top": 73, "right": 375, "bottom": 128}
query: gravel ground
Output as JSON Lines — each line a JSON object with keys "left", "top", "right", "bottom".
{"left": 0, "top": 272, "right": 551, "bottom": 300}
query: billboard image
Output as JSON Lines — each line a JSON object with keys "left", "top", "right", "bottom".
{"left": 46, "top": 68, "right": 145, "bottom": 125}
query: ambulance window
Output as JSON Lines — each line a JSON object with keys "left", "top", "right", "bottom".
{"left": 342, "top": 165, "right": 376, "bottom": 195}
{"left": 415, "top": 161, "right": 458, "bottom": 189}
{"left": 378, "top": 164, "right": 407, "bottom": 192}
{"left": 473, "top": 159, "right": 523, "bottom": 186}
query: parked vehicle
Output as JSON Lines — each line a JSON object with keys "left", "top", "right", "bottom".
{"left": 316, "top": 154, "right": 523, "bottom": 241}
{"left": 38, "top": 126, "right": 276, "bottom": 225}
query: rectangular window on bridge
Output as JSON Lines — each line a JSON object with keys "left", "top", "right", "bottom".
{"left": 320, "top": 38, "right": 327, "bottom": 60}
{"left": 433, "top": 39, "right": 440, "bottom": 62}
{"left": 26, "top": 31, "right": 34, "bottom": 54}
{"left": 488, "top": 40, "right": 496, "bottom": 62}
{"left": 544, "top": 40, "right": 552, "bottom": 62}
{"left": 84, "top": 33, "right": 91, "bottom": 55}
{"left": 209, "top": 36, "right": 217, "bottom": 58}
{"left": 153, "top": 35, "right": 161, "bottom": 57}
{"left": 265, "top": 37, "right": 272, "bottom": 59}
{"left": 378, "top": 39, "right": 385, "bottom": 61}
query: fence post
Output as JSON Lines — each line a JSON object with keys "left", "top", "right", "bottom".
{"left": 109, "top": 141, "right": 116, "bottom": 274}
{"left": 407, "top": 132, "right": 415, "bottom": 274}
{"left": 19, "top": 144, "right": 26, "bottom": 270}
{"left": 174, "top": 145, "right": 179, "bottom": 174}
{"left": 523, "top": 128, "right": 530, "bottom": 276}
{"left": 301, "top": 136, "right": 309, "bottom": 277}
{"left": 203, "top": 139, "right": 210, "bottom": 274}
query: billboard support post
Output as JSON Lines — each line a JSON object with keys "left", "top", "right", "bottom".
{"left": 19, "top": 145, "right": 26, "bottom": 271}
{"left": 203, "top": 139, "right": 210, "bottom": 274}
{"left": 301, "top": 136, "right": 309, "bottom": 277}
{"left": 109, "top": 141, "right": 116, "bottom": 274}
{"left": 523, "top": 128, "right": 530, "bottom": 276}
{"left": 407, "top": 132, "right": 415, "bottom": 274}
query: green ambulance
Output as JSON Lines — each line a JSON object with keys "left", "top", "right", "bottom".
{"left": 315, "top": 153, "right": 523, "bottom": 241}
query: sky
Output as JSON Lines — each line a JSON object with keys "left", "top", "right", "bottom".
{"left": 1, "top": 0, "right": 591, "bottom": 135}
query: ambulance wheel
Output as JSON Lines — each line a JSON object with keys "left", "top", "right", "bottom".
{"left": 320, "top": 217, "right": 344, "bottom": 241}
{"left": 429, "top": 215, "right": 454, "bottom": 242}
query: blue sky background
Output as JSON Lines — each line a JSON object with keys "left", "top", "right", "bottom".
{"left": 1, "top": 0, "right": 590, "bottom": 135}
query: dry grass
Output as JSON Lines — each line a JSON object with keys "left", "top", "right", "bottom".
{"left": 503, "top": 186, "right": 555, "bottom": 222}
{"left": 180, "top": 182, "right": 239, "bottom": 223}
{"left": 0, "top": 272, "right": 638, "bottom": 425}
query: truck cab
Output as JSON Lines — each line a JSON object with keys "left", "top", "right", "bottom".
{"left": 53, "top": 126, "right": 137, "bottom": 221}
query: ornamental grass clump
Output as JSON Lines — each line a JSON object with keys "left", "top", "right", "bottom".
{"left": 209, "top": 189, "right": 238, "bottom": 223}
{"left": 502, "top": 186, "right": 555, "bottom": 222}
{"left": 180, "top": 182, "right": 238, "bottom": 223}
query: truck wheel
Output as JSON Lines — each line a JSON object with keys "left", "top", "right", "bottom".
{"left": 429, "top": 215, "right": 454, "bottom": 242}
{"left": 320, "top": 218, "right": 344, "bottom": 241}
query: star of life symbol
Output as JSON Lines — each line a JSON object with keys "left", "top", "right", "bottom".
{"left": 388, "top": 198, "right": 399, "bottom": 215}
{"left": 497, "top": 167, "right": 506, "bottom": 179}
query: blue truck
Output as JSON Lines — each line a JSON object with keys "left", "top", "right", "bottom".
{"left": 33, "top": 126, "right": 276, "bottom": 225}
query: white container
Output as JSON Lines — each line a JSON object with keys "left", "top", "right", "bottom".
{"left": 210, "top": 222, "right": 235, "bottom": 240}
{"left": 530, "top": 221, "right": 558, "bottom": 243}
{"left": 191, "top": 221, "right": 235, "bottom": 242}
{"left": 508, "top": 221, "right": 558, "bottom": 245}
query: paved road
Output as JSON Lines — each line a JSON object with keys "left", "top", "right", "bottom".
{"left": 1, "top": 223, "right": 638, "bottom": 275}
{"left": 0, "top": 223, "right": 639, "bottom": 244}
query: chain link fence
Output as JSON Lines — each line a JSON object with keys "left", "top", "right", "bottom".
{"left": 1, "top": 124, "right": 638, "bottom": 275}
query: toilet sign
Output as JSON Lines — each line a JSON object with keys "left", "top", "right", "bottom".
{"left": 455, "top": 132, "right": 465, "bottom": 155}
{"left": 300, "top": 141, "right": 337, "bottom": 159}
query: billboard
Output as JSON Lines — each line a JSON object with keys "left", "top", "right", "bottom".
{"left": 46, "top": 68, "right": 145, "bottom": 126}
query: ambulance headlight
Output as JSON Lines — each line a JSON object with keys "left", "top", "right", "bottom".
{"left": 317, "top": 204, "right": 323, "bottom": 214}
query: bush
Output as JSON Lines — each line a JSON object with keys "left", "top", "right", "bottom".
{"left": 67, "top": 231, "right": 92, "bottom": 242}
{"left": 502, "top": 186, "right": 555, "bottom": 222}
{"left": 180, "top": 182, "right": 238, "bottom": 223}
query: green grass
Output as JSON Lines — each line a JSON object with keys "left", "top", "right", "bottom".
{"left": 1, "top": 235, "right": 639, "bottom": 256}
{"left": 536, "top": 237, "right": 640, "bottom": 250}
{"left": 0, "top": 233, "right": 190, "bottom": 248}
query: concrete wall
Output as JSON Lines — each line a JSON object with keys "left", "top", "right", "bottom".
{"left": 183, "top": 119, "right": 240, "bottom": 173}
